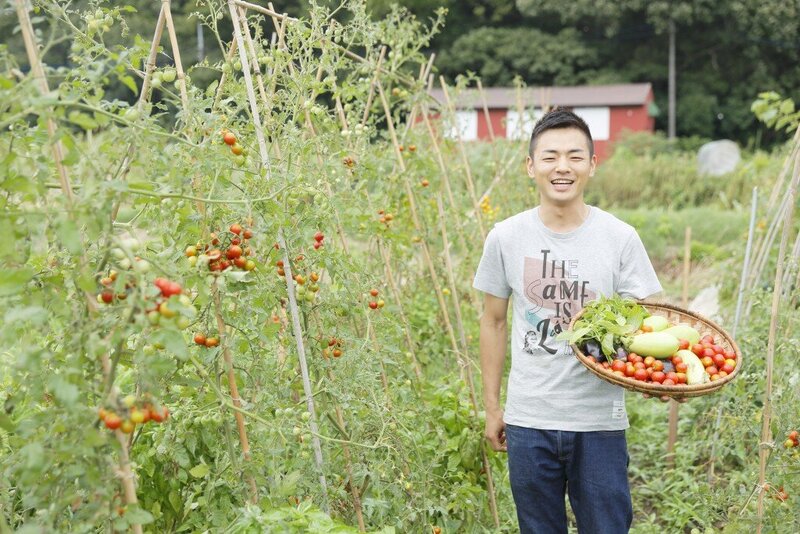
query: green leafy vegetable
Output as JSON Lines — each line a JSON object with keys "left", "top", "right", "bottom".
{"left": 557, "top": 295, "right": 649, "bottom": 361}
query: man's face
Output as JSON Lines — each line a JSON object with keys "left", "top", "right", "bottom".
{"left": 526, "top": 127, "right": 597, "bottom": 208}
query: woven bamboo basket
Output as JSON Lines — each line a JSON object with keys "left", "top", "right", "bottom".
{"left": 569, "top": 301, "right": 742, "bottom": 399}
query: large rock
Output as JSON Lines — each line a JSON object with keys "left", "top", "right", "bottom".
{"left": 697, "top": 140, "right": 741, "bottom": 176}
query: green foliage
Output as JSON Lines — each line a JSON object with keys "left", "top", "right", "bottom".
{"left": 752, "top": 92, "right": 800, "bottom": 134}
{"left": 436, "top": 27, "right": 599, "bottom": 86}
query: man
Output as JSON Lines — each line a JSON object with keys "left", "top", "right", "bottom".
{"left": 473, "top": 107, "right": 662, "bottom": 533}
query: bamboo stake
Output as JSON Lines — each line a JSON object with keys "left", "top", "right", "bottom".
{"left": 15, "top": 0, "right": 72, "bottom": 201}
{"left": 756, "top": 148, "right": 800, "bottom": 534}
{"left": 764, "top": 127, "right": 800, "bottom": 214}
{"left": 228, "top": 0, "right": 330, "bottom": 509}
{"left": 15, "top": 2, "right": 143, "bottom": 529}
{"left": 312, "top": 316, "right": 366, "bottom": 531}
{"left": 375, "top": 78, "right": 461, "bottom": 360}
{"left": 161, "top": 0, "right": 190, "bottom": 114}
{"left": 667, "top": 226, "right": 691, "bottom": 463}
{"left": 213, "top": 39, "right": 238, "bottom": 109}
{"left": 733, "top": 188, "right": 759, "bottom": 338}
{"left": 361, "top": 47, "right": 387, "bottom": 128}
{"left": 476, "top": 80, "right": 498, "bottom": 164}
{"left": 400, "top": 54, "right": 436, "bottom": 140}
{"left": 212, "top": 281, "right": 258, "bottom": 501}
{"left": 439, "top": 76, "right": 486, "bottom": 240}
{"left": 436, "top": 195, "right": 500, "bottom": 528}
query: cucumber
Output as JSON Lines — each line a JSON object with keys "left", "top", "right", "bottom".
{"left": 662, "top": 324, "right": 701, "bottom": 345}
{"left": 643, "top": 315, "right": 670, "bottom": 332}
{"left": 626, "top": 332, "right": 680, "bottom": 358}
{"left": 675, "top": 349, "right": 709, "bottom": 385}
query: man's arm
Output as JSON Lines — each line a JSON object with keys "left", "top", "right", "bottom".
{"left": 480, "top": 293, "right": 509, "bottom": 452}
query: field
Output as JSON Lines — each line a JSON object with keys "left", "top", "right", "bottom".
{"left": 1, "top": 2, "right": 799, "bottom": 533}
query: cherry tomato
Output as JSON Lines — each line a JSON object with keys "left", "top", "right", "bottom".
{"left": 612, "top": 360, "right": 626, "bottom": 373}
{"left": 652, "top": 360, "right": 664, "bottom": 372}
{"left": 230, "top": 224, "right": 243, "bottom": 235}
{"left": 634, "top": 369, "right": 648, "bottom": 381}
{"left": 104, "top": 413, "right": 122, "bottom": 430}
{"left": 651, "top": 371, "right": 666, "bottom": 383}
{"left": 675, "top": 362, "right": 688, "bottom": 373}
{"left": 706, "top": 365, "right": 719, "bottom": 375}
{"left": 223, "top": 132, "right": 237, "bottom": 145}
{"left": 194, "top": 333, "right": 206, "bottom": 345}
{"left": 691, "top": 344, "right": 705, "bottom": 356}
{"left": 676, "top": 372, "right": 687, "bottom": 384}
{"left": 678, "top": 339, "right": 690, "bottom": 350}
{"left": 662, "top": 378, "right": 675, "bottom": 386}
{"left": 644, "top": 356, "right": 655, "bottom": 368}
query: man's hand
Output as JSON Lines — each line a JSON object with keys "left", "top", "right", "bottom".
{"left": 484, "top": 409, "right": 507, "bottom": 452}
{"left": 642, "top": 393, "right": 687, "bottom": 403}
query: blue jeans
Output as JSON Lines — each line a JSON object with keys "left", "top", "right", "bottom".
{"left": 505, "top": 424, "right": 632, "bottom": 534}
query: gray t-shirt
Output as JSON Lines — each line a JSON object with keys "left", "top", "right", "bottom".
{"left": 473, "top": 206, "right": 662, "bottom": 431}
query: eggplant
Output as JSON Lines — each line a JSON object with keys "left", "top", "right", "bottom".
{"left": 582, "top": 339, "right": 602, "bottom": 359}
{"left": 661, "top": 360, "right": 676, "bottom": 374}
{"left": 614, "top": 345, "right": 628, "bottom": 360}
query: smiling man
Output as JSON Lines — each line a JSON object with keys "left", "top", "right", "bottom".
{"left": 473, "top": 107, "right": 662, "bottom": 533}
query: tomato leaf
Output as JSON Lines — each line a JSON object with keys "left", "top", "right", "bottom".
{"left": 0, "top": 268, "right": 35, "bottom": 296}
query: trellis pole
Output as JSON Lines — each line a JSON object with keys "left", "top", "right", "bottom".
{"left": 756, "top": 147, "right": 800, "bottom": 533}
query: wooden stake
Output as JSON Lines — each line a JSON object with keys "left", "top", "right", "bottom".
{"left": 667, "top": 226, "right": 691, "bottom": 463}
{"left": 438, "top": 76, "right": 486, "bottom": 240}
{"left": 161, "top": 0, "right": 190, "bottom": 113}
{"left": 361, "top": 47, "right": 387, "bottom": 128}
{"left": 213, "top": 281, "right": 258, "bottom": 501}
{"left": 756, "top": 147, "right": 800, "bottom": 534}
{"left": 375, "top": 78, "right": 461, "bottom": 360}
{"left": 436, "top": 195, "right": 500, "bottom": 528}
{"left": 733, "top": 187, "right": 759, "bottom": 338}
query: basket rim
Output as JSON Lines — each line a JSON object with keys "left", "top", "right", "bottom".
{"left": 569, "top": 300, "right": 742, "bottom": 397}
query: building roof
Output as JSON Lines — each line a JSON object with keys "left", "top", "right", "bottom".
{"left": 428, "top": 83, "right": 653, "bottom": 109}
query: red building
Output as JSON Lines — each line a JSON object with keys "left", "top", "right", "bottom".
{"left": 428, "top": 83, "right": 656, "bottom": 162}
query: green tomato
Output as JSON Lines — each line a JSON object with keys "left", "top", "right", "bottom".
{"left": 176, "top": 316, "right": 190, "bottom": 330}
{"left": 161, "top": 68, "right": 176, "bottom": 83}
{"left": 147, "top": 310, "right": 160, "bottom": 325}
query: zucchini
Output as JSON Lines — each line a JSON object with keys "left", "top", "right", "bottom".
{"left": 675, "top": 349, "right": 709, "bottom": 385}
{"left": 643, "top": 315, "right": 669, "bottom": 332}
{"left": 626, "top": 332, "right": 680, "bottom": 358}
{"left": 662, "top": 324, "right": 701, "bottom": 345}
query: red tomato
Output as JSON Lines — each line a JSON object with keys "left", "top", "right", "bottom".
{"left": 644, "top": 356, "right": 656, "bottom": 368}
{"left": 672, "top": 355, "right": 683, "bottom": 366}
{"left": 634, "top": 361, "right": 646, "bottom": 370}
{"left": 634, "top": 369, "right": 648, "bottom": 381}
{"left": 675, "top": 362, "right": 688, "bottom": 373}
{"left": 724, "top": 350, "right": 736, "bottom": 360}
{"left": 706, "top": 365, "right": 719, "bottom": 375}
{"left": 721, "top": 362, "right": 735, "bottom": 374}
{"left": 712, "top": 344, "right": 725, "bottom": 354}
{"left": 104, "top": 413, "right": 122, "bottom": 430}
{"left": 625, "top": 364, "right": 636, "bottom": 377}
{"left": 194, "top": 333, "right": 206, "bottom": 345}
{"left": 230, "top": 223, "right": 243, "bottom": 235}
{"left": 712, "top": 354, "right": 726, "bottom": 368}
{"left": 223, "top": 132, "right": 237, "bottom": 145}
{"left": 665, "top": 372, "right": 678, "bottom": 383}
{"left": 662, "top": 378, "right": 675, "bottom": 386}
{"left": 691, "top": 344, "right": 705, "bottom": 356}
{"left": 678, "top": 339, "right": 690, "bottom": 350}
{"left": 611, "top": 360, "right": 626, "bottom": 373}
{"left": 676, "top": 372, "right": 687, "bottom": 384}
{"left": 651, "top": 371, "right": 666, "bottom": 383}
{"left": 613, "top": 370, "right": 625, "bottom": 378}
{"left": 710, "top": 373, "right": 720, "bottom": 381}
{"left": 628, "top": 353, "right": 640, "bottom": 362}
{"left": 702, "top": 335, "right": 715, "bottom": 344}
{"left": 703, "top": 347, "right": 715, "bottom": 358}
{"left": 701, "top": 356, "right": 714, "bottom": 368}
{"left": 652, "top": 360, "right": 664, "bottom": 372}
{"left": 226, "top": 245, "right": 243, "bottom": 260}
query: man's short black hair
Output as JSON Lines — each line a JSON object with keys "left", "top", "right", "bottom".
{"left": 528, "top": 106, "right": 594, "bottom": 158}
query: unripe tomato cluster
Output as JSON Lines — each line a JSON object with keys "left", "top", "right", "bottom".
{"left": 784, "top": 430, "right": 799, "bottom": 449}
{"left": 186, "top": 223, "right": 256, "bottom": 273}
{"left": 145, "top": 278, "right": 195, "bottom": 329}
{"left": 98, "top": 395, "right": 169, "bottom": 434}
{"left": 368, "top": 288, "right": 385, "bottom": 310}
{"left": 293, "top": 269, "right": 321, "bottom": 304}
{"left": 322, "top": 336, "right": 344, "bottom": 359}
